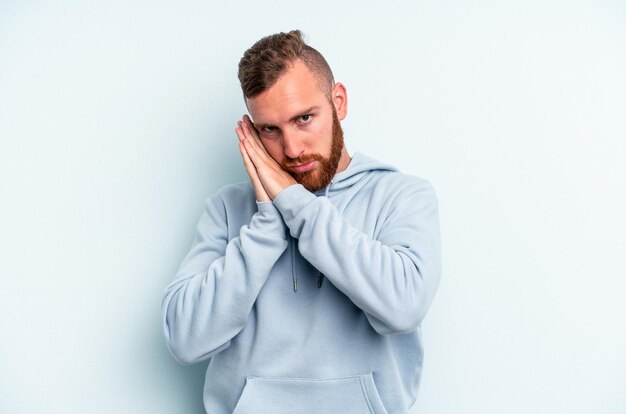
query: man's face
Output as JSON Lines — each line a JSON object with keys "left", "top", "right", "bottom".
{"left": 246, "top": 60, "right": 345, "bottom": 193}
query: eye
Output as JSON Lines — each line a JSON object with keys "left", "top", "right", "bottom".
{"left": 262, "top": 126, "right": 277, "bottom": 133}
{"left": 298, "top": 114, "right": 312, "bottom": 124}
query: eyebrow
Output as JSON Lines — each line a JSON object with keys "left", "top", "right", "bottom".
{"left": 254, "top": 106, "right": 321, "bottom": 130}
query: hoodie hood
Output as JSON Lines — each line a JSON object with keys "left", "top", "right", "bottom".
{"left": 313, "top": 151, "right": 399, "bottom": 197}
{"left": 287, "top": 152, "right": 399, "bottom": 292}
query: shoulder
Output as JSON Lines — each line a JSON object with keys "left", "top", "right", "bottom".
{"left": 204, "top": 181, "right": 256, "bottom": 214}
{"left": 213, "top": 181, "right": 254, "bottom": 201}
{"left": 374, "top": 170, "right": 438, "bottom": 202}
{"left": 378, "top": 170, "right": 435, "bottom": 189}
{"left": 351, "top": 152, "right": 437, "bottom": 198}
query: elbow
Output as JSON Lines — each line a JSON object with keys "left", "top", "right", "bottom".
{"left": 162, "top": 308, "right": 235, "bottom": 365}
{"left": 163, "top": 329, "right": 231, "bottom": 365}
{"left": 371, "top": 307, "right": 423, "bottom": 335}
{"left": 392, "top": 309, "right": 423, "bottom": 334}
{"left": 374, "top": 259, "right": 441, "bottom": 335}
{"left": 368, "top": 287, "right": 433, "bottom": 335}
{"left": 369, "top": 252, "right": 440, "bottom": 335}
{"left": 161, "top": 301, "right": 202, "bottom": 365}
{"left": 165, "top": 336, "right": 200, "bottom": 365}
{"left": 367, "top": 301, "right": 426, "bottom": 335}
{"left": 162, "top": 323, "right": 202, "bottom": 365}
{"left": 162, "top": 308, "right": 229, "bottom": 365}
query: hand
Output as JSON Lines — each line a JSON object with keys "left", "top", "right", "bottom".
{"left": 235, "top": 114, "right": 297, "bottom": 200}
{"left": 235, "top": 119, "right": 271, "bottom": 202}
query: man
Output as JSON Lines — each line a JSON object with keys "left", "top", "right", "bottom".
{"left": 161, "top": 30, "right": 441, "bottom": 414}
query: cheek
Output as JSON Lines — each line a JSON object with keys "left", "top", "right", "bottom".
{"left": 312, "top": 123, "right": 334, "bottom": 150}
{"left": 261, "top": 140, "right": 284, "bottom": 162}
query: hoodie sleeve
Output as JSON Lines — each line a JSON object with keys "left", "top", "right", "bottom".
{"left": 161, "top": 195, "right": 288, "bottom": 364}
{"left": 273, "top": 180, "right": 441, "bottom": 335}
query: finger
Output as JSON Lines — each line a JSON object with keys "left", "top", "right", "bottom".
{"left": 241, "top": 121, "right": 282, "bottom": 175}
{"left": 240, "top": 115, "right": 260, "bottom": 143}
{"left": 239, "top": 140, "right": 259, "bottom": 183}
{"left": 235, "top": 122, "right": 245, "bottom": 141}
{"left": 237, "top": 126, "right": 260, "bottom": 169}
{"left": 236, "top": 122, "right": 262, "bottom": 159}
{"left": 240, "top": 118, "right": 267, "bottom": 160}
{"left": 240, "top": 130, "right": 268, "bottom": 171}
{"left": 241, "top": 115, "right": 272, "bottom": 157}
{"left": 242, "top": 114, "right": 260, "bottom": 139}
{"left": 237, "top": 130, "right": 269, "bottom": 200}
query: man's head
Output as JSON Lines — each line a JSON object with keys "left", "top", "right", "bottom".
{"left": 237, "top": 30, "right": 350, "bottom": 192}
{"left": 238, "top": 30, "right": 335, "bottom": 102}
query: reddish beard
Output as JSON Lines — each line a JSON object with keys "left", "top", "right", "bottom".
{"left": 281, "top": 108, "right": 344, "bottom": 193}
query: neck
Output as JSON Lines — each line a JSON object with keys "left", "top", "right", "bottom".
{"left": 335, "top": 147, "right": 351, "bottom": 174}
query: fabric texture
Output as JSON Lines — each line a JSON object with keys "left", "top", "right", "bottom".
{"left": 161, "top": 151, "right": 442, "bottom": 414}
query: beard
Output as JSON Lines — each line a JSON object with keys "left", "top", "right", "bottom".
{"left": 280, "top": 107, "right": 345, "bottom": 193}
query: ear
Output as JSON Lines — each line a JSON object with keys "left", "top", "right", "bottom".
{"left": 331, "top": 82, "right": 348, "bottom": 120}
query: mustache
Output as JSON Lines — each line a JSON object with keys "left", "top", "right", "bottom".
{"left": 281, "top": 153, "right": 325, "bottom": 169}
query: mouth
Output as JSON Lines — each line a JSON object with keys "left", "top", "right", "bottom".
{"left": 289, "top": 160, "right": 318, "bottom": 174}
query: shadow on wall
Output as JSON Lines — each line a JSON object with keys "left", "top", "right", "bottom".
{"left": 152, "top": 326, "right": 209, "bottom": 413}
{"left": 170, "top": 360, "right": 208, "bottom": 413}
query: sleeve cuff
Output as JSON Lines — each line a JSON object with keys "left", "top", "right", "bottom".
{"left": 250, "top": 200, "right": 287, "bottom": 238}
{"left": 272, "top": 184, "right": 317, "bottom": 228}
{"left": 256, "top": 200, "right": 279, "bottom": 213}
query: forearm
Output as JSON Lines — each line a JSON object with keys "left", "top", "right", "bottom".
{"left": 273, "top": 183, "right": 441, "bottom": 335}
{"left": 161, "top": 200, "right": 287, "bottom": 364}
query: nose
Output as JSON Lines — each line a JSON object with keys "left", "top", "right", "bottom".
{"left": 281, "top": 127, "right": 305, "bottom": 160}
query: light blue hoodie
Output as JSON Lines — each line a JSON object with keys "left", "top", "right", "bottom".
{"left": 161, "top": 152, "right": 441, "bottom": 414}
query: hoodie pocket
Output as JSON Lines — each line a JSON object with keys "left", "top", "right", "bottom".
{"left": 232, "top": 372, "right": 389, "bottom": 414}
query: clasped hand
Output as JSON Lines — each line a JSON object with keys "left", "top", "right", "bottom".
{"left": 235, "top": 114, "right": 297, "bottom": 202}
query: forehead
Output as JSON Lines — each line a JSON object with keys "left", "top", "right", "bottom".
{"left": 246, "top": 60, "right": 329, "bottom": 124}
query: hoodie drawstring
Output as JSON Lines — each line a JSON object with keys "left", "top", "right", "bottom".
{"left": 291, "top": 237, "right": 297, "bottom": 292}
{"left": 291, "top": 180, "right": 333, "bottom": 293}
{"left": 315, "top": 180, "right": 333, "bottom": 289}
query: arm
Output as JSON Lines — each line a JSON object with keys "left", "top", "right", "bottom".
{"left": 161, "top": 194, "right": 288, "bottom": 365}
{"left": 233, "top": 112, "right": 441, "bottom": 334}
{"left": 272, "top": 180, "right": 441, "bottom": 335}
{"left": 161, "top": 115, "right": 290, "bottom": 365}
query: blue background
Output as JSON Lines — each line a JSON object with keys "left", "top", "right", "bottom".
{"left": 1, "top": 1, "right": 625, "bottom": 412}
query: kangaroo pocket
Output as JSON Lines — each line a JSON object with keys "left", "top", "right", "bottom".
{"left": 232, "top": 372, "right": 389, "bottom": 414}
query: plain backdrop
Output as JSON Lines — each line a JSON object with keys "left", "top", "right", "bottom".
{"left": 1, "top": 1, "right": 625, "bottom": 413}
